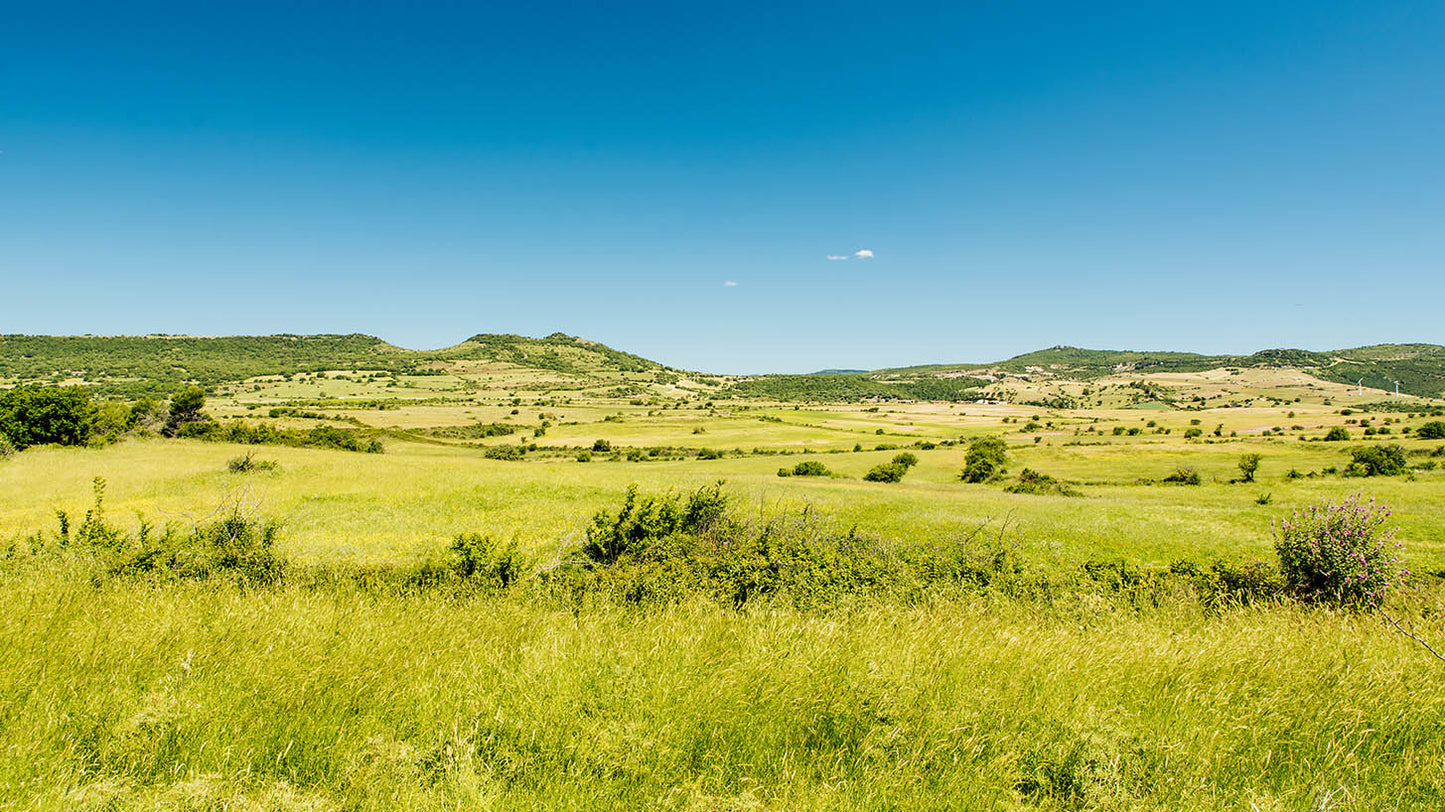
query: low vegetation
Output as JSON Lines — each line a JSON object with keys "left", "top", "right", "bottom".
{"left": 4, "top": 334, "right": 1445, "bottom": 809}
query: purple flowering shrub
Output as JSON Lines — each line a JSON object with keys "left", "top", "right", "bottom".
{"left": 1274, "top": 495, "right": 1407, "bottom": 606}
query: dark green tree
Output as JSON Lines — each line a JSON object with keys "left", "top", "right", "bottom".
{"left": 164, "top": 386, "right": 209, "bottom": 436}
{"left": 0, "top": 385, "right": 96, "bottom": 449}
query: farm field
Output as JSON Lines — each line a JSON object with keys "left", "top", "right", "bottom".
{"left": 3, "top": 335, "right": 1445, "bottom": 810}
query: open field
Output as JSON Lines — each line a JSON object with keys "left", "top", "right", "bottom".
{"left": 4, "top": 336, "right": 1445, "bottom": 809}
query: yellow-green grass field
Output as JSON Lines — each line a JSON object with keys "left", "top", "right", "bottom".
{"left": 3, "top": 426, "right": 1443, "bottom": 569}
{"left": 4, "top": 368, "right": 1445, "bottom": 811}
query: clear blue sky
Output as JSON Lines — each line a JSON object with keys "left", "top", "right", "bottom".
{"left": 3, "top": 1, "right": 1442, "bottom": 372}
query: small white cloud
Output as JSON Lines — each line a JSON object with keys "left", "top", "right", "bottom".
{"left": 854, "top": 249, "right": 874, "bottom": 259}
{"left": 826, "top": 255, "right": 849, "bottom": 261}
{"left": 723, "top": 280, "right": 738, "bottom": 287}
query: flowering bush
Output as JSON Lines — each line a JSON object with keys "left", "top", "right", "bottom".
{"left": 1274, "top": 495, "right": 1407, "bottom": 607}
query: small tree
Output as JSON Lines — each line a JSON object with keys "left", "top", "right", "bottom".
{"left": 1274, "top": 495, "right": 1406, "bottom": 606}
{"left": 164, "top": 386, "right": 209, "bottom": 436}
{"left": 960, "top": 437, "right": 1008, "bottom": 483}
{"left": 1417, "top": 421, "right": 1445, "bottom": 440}
{"left": 1323, "top": 426, "right": 1351, "bottom": 442}
{"left": 1237, "top": 453, "right": 1262, "bottom": 483}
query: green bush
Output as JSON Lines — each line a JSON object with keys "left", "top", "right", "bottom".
{"left": 0, "top": 385, "right": 96, "bottom": 449}
{"left": 484, "top": 444, "right": 526, "bottom": 461}
{"left": 960, "top": 437, "right": 1008, "bottom": 483}
{"left": 227, "top": 453, "right": 278, "bottom": 473}
{"left": 447, "top": 533, "right": 526, "bottom": 587}
{"left": 864, "top": 462, "right": 908, "bottom": 483}
{"left": 1274, "top": 495, "right": 1406, "bottom": 606}
{"left": 552, "top": 484, "right": 1023, "bottom": 608}
{"left": 1417, "top": 421, "right": 1445, "bottom": 440}
{"left": 1161, "top": 467, "right": 1202, "bottom": 485}
{"left": 1183, "top": 427, "right": 1203, "bottom": 439}
{"left": 1344, "top": 444, "right": 1407, "bottom": 477}
{"left": 1323, "top": 426, "right": 1351, "bottom": 442}
{"left": 592, "top": 439, "right": 612, "bottom": 452}
{"left": 205, "top": 421, "right": 382, "bottom": 453}
{"left": 890, "top": 452, "right": 918, "bottom": 469}
{"left": 791, "top": 460, "right": 830, "bottom": 477}
{"left": 1237, "top": 453, "right": 1261, "bottom": 483}
{"left": 581, "top": 482, "right": 729, "bottom": 565}
{"left": 38, "top": 479, "right": 288, "bottom": 584}
{"left": 1004, "top": 468, "right": 1080, "bottom": 496}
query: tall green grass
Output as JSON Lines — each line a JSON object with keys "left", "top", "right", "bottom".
{"left": 1, "top": 568, "right": 1442, "bottom": 810}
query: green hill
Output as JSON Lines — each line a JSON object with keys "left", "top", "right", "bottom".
{"left": 0, "top": 332, "right": 664, "bottom": 396}
{"left": 872, "top": 343, "right": 1445, "bottom": 398}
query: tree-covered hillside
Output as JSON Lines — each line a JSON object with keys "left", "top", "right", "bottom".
{"left": 0, "top": 333, "right": 665, "bottom": 396}
{"left": 872, "top": 344, "right": 1445, "bottom": 398}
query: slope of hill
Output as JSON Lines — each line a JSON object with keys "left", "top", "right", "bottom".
{"left": 871, "top": 344, "right": 1445, "bottom": 399}
{"left": 0, "top": 332, "right": 665, "bottom": 396}
{"left": 436, "top": 333, "right": 662, "bottom": 375}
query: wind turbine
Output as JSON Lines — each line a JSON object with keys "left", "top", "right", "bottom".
{"left": 1357, "top": 378, "right": 1364, "bottom": 396}
{"left": 1394, "top": 381, "right": 1401, "bottom": 397}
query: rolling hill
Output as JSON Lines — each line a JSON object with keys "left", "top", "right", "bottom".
{"left": 0, "top": 332, "right": 665, "bottom": 396}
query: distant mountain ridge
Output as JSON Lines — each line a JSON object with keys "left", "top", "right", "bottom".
{"left": 2, "top": 334, "right": 1443, "bottom": 399}
{"left": 869, "top": 343, "right": 1445, "bottom": 398}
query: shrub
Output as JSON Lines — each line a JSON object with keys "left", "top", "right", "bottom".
{"left": 592, "top": 439, "right": 611, "bottom": 452}
{"left": 1183, "top": 427, "right": 1203, "bottom": 439}
{"left": 1005, "top": 468, "right": 1080, "bottom": 496}
{"left": 1161, "top": 467, "right": 1201, "bottom": 485}
{"left": 696, "top": 448, "right": 724, "bottom": 460}
{"left": 554, "top": 484, "right": 1023, "bottom": 608}
{"left": 483, "top": 444, "right": 526, "bottom": 461}
{"left": 1417, "top": 421, "right": 1445, "bottom": 440}
{"left": 776, "top": 467, "right": 792, "bottom": 477}
{"left": 1323, "top": 426, "right": 1351, "bottom": 442}
{"left": 447, "top": 533, "right": 526, "bottom": 587}
{"left": 576, "top": 451, "right": 592, "bottom": 462}
{"left": 791, "top": 460, "right": 830, "bottom": 477}
{"left": 582, "top": 482, "right": 729, "bottom": 565}
{"left": 890, "top": 452, "right": 919, "bottom": 469}
{"left": 0, "top": 385, "right": 96, "bottom": 449}
{"left": 227, "top": 453, "right": 278, "bottom": 473}
{"left": 960, "top": 437, "right": 1008, "bottom": 483}
{"left": 1237, "top": 453, "right": 1261, "bottom": 483}
{"left": 1273, "top": 495, "right": 1406, "bottom": 606}
{"left": 0, "top": 433, "right": 14, "bottom": 459}
{"left": 1344, "top": 444, "right": 1407, "bottom": 477}
{"left": 863, "top": 462, "right": 908, "bottom": 483}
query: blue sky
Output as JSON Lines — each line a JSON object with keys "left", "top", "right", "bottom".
{"left": 3, "top": 1, "right": 1442, "bottom": 372}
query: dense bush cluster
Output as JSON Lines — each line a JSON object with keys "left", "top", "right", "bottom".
{"left": 197, "top": 421, "right": 384, "bottom": 453}
{"left": 779, "top": 460, "right": 831, "bottom": 477}
{"left": 1274, "top": 495, "right": 1406, "bottom": 606}
{"left": 1005, "top": 468, "right": 1080, "bottom": 496}
{"left": 0, "top": 385, "right": 96, "bottom": 449}
{"left": 960, "top": 437, "right": 1009, "bottom": 483}
{"left": 1345, "top": 444, "right": 1407, "bottom": 477}
{"left": 864, "top": 452, "right": 920, "bottom": 483}
{"left": 15, "top": 478, "right": 285, "bottom": 584}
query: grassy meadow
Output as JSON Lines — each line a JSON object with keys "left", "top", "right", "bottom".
{"left": 3, "top": 345, "right": 1445, "bottom": 810}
